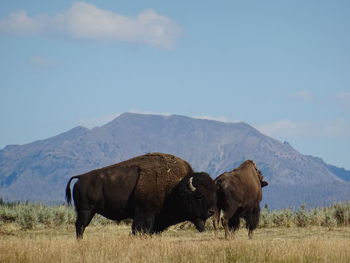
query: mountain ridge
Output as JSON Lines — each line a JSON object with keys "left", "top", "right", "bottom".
{"left": 0, "top": 112, "right": 349, "bottom": 208}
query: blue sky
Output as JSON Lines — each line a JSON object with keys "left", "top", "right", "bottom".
{"left": 1, "top": 1, "right": 349, "bottom": 169}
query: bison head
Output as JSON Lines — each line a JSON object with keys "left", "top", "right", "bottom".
{"left": 249, "top": 160, "right": 269, "bottom": 188}
{"left": 177, "top": 172, "right": 217, "bottom": 232}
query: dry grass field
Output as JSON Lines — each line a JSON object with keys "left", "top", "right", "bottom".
{"left": 1, "top": 224, "right": 349, "bottom": 263}
{"left": 1, "top": 202, "right": 349, "bottom": 262}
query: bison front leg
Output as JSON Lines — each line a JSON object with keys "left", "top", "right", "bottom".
{"left": 221, "top": 204, "right": 238, "bottom": 239}
{"left": 132, "top": 207, "right": 155, "bottom": 235}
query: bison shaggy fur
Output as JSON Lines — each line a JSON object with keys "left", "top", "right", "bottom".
{"left": 213, "top": 160, "right": 268, "bottom": 239}
{"left": 66, "top": 153, "right": 216, "bottom": 238}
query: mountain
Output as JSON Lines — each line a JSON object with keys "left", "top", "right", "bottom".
{"left": 0, "top": 112, "right": 349, "bottom": 208}
{"left": 326, "top": 164, "right": 350, "bottom": 182}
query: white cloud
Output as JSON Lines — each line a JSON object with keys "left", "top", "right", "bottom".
{"left": 129, "top": 112, "right": 235, "bottom": 123}
{"left": 334, "top": 92, "right": 350, "bottom": 109}
{"left": 30, "top": 56, "right": 55, "bottom": 68}
{"left": 322, "top": 118, "right": 350, "bottom": 138}
{"left": 193, "top": 115, "right": 233, "bottom": 123}
{"left": 289, "top": 90, "right": 313, "bottom": 102}
{"left": 128, "top": 110, "right": 172, "bottom": 116}
{"left": 255, "top": 118, "right": 350, "bottom": 139}
{"left": 0, "top": 10, "right": 46, "bottom": 35}
{"left": 256, "top": 120, "right": 312, "bottom": 138}
{"left": 0, "top": 2, "right": 181, "bottom": 48}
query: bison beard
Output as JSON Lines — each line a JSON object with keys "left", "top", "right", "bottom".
{"left": 65, "top": 153, "right": 216, "bottom": 239}
{"left": 152, "top": 173, "right": 216, "bottom": 233}
{"left": 131, "top": 173, "right": 216, "bottom": 234}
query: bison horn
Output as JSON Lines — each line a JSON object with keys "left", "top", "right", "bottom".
{"left": 188, "top": 177, "right": 196, "bottom": 192}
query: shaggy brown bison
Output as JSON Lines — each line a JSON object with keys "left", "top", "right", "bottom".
{"left": 66, "top": 153, "right": 216, "bottom": 239}
{"left": 213, "top": 160, "right": 268, "bottom": 239}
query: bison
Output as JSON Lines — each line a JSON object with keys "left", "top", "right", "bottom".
{"left": 65, "top": 152, "right": 216, "bottom": 238}
{"left": 213, "top": 160, "right": 268, "bottom": 239}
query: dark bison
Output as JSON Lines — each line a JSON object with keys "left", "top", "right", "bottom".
{"left": 213, "top": 160, "right": 268, "bottom": 239}
{"left": 66, "top": 152, "right": 216, "bottom": 238}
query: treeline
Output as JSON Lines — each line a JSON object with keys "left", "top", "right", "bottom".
{"left": 0, "top": 200, "right": 349, "bottom": 230}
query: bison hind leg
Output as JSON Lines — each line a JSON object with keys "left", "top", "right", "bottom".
{"left": 220, "top": 200, "right": 241, "bottom": 240}
{"left": 212, "top": 208, "right": 221, "bottom": 236}
{"left": 75, "top": 209, "right": 95, "bottom": 239}
{"left": 244, "top": 206, "right": 260, "bottom": 239}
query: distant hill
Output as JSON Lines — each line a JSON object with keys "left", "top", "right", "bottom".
{"left": 326, "top": 164, "right": 350, "bottom": 182}
{"left": 0, "top": 112, "right": 349, "bottom": 208}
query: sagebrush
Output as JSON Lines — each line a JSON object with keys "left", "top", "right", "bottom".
{"left": 1, "top": 200, "right": 349, "bottom": 230}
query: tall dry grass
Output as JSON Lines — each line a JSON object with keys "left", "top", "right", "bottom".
{"left": 1, "top": 201, "right": 350, "bottom": 262}
{"left": 0, "top": 225, "right": 349, "bottom": 263}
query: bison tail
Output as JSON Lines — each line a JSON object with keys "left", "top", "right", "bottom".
{"left": 65, "top": 176, "right": 80, "bottom": 206}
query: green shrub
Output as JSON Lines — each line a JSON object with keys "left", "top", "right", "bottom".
{"left": 333, "top": 203, "right": 350, "bottom": 226}
{"left": 294, "top": 205, "right": 310, "bottom": 227}
{"left": 1, "top": 201, "right": 350, "bottom": 230}
{"left": 17, "top": 208, "right": 38, "bottom": 230}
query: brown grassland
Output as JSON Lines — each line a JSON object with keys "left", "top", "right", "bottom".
{"left": 1, "top": 202, "right": 350, "bottom": 262}
{"left": 1, "top": 224, "right": 349, "bottom": 263}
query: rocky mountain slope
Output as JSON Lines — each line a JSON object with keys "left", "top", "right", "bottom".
{"left": 0, "top": 113, "right": 349, "bottom": 208}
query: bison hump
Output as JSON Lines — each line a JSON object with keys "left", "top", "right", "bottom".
{"left": 117, "top": 153, "right": 193, "bottom": 210}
